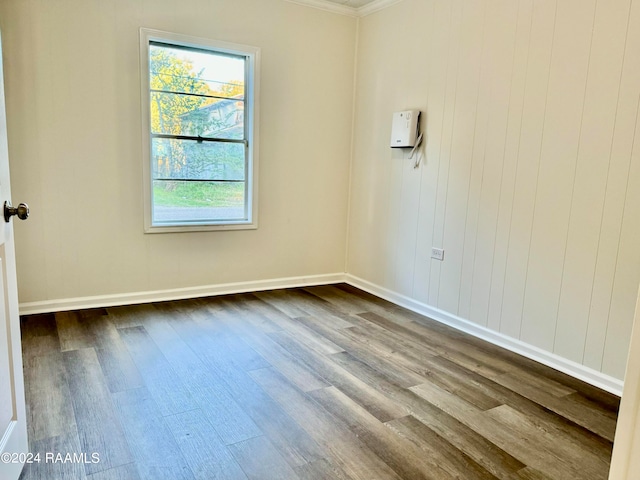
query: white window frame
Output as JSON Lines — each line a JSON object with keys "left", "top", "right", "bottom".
{"left": 140, "top": 28, "right": 260, "bottom": 233}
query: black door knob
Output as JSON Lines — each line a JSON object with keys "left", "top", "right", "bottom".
{"left": 4, "top": 201, "right": 29, "bottom": 223}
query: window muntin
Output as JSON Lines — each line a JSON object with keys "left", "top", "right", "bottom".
{"left": 141, "top": 30, "right": 259, "bottom": 232}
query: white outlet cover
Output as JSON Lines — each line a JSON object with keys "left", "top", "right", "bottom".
{"left": 431, "top": 248, "right": 444, "bottom": 261}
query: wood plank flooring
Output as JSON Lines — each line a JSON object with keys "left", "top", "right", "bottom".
{"left": 18, "top": 284, "right": 619, "bottom": 479}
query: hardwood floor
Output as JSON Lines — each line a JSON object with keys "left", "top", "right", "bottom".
{"left": 18, "top": 284, "right": 619, "bottom": 479}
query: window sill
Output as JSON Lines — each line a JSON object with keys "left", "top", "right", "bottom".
{"left": 144, "top": 221, "right": 258, "bottom": 234}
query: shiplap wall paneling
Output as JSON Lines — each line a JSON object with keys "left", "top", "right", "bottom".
{"left": 464, "top": 0, "right": 519, "bottom": 326}
{"left": 438, "top": 0, "right": 488, "bottom": 317}
{"left": 349, "top": 0, "right": 640, "bottom": 381}
{"left": 485, "top": 0, "right": 534, "bottom": 333}
{"left": 553, "top": 0, "right": 631, "bottom": 365}
{"left": 598, "top": 0, "right": 640, "bottom": 378}
{"left": 519, "top": 0, "right": 597, "bottom": 352}
{"left": 428, "top": 0, "right": 463, "bottom": 307}
{"left": 392, "top": 6, "right": 432, "bottom": 297}
{"left": 583, "top": 0, "right": 639, "bottom": 374}
{"left": 365, "top": 13, "right": 397, "bottom": 287}
{"left": 499, "top": 0, "right": 559, "bottom": 341}
{"left": 601, "top": 113, "right": 640, "bottom": 376}
{"left": 412, "top": 0, "right": 454, "bottom": 306}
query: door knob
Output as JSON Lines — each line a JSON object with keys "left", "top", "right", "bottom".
{"left": 4, "top": 201, "right": 29, "bottom": 223}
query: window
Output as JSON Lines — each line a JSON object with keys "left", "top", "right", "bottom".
{"left": 140, "top": 29, "right": 260, "bottom": 232}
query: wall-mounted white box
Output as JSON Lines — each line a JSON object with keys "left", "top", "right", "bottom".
{"left": 390, "top": 110, "right": 420, "bottom": 148}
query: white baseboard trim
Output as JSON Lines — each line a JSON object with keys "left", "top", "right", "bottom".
{"left": 19, "top": 273, "right": 347, "bottom": 316}
{"left": 345, "top": 274, "right": 624, "bottom": 396}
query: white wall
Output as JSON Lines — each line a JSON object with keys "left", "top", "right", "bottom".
{"left": 0, "top": 0, "right": 355, "bottom": 305}
{"left": 347, "top": 0, "right": 640, "bottom": 381}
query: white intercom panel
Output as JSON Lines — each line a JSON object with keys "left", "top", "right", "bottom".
{"left": 390, "top": 110, "right": 420, "bottom": 148}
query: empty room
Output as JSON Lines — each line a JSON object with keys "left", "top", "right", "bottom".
{"left": 1, "top": 0, "right": 640, "bottom": 478}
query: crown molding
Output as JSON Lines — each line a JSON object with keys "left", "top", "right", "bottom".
{"left": 357, "top": 0, "right": 403, "bottom": 16}
{"left": 284, "top": 0, "right": 402, "bottom": 17}
{"left": 285, "top": 0, "right": 358, "bottom": 17}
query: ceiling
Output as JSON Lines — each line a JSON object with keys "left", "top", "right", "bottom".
{"left": 321, "top": 0, "right": 379, "bottom": 7}
{"left": 286, "top": 0, "right": 400, "bottom": 16}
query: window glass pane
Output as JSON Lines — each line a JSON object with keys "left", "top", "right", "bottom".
{"left": 152, "top": 180, "right": 246, "bottom": 223}
{"left": 144, "top": 32, "right": 256, "bottom": 230}
{"left": 150, "top": 93, "right": 244, "bottom": 139}
{"left": 149, "top": 44, "right": 245, "bottom": 99}
{"left": 151, "top": 138, "right": 245, "bottom": 181}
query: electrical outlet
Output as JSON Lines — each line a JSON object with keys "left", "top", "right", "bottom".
{"left": 431, "top": 247, "right": 444, "bottom": 261}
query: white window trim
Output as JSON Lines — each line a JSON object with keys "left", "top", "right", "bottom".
{"left": 139, "top": 28, "right": 260, "bottom": 233}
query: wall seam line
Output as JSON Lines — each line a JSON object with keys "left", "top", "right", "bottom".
{"left": 343, "top": 16, "right": 360, "bottom": 276}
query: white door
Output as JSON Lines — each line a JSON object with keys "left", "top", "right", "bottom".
{"left": 609, "top": 288, "right": 640, "bottom": 479}
{"left": 0, "top": 32, "right": 29, "bottom": 480}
